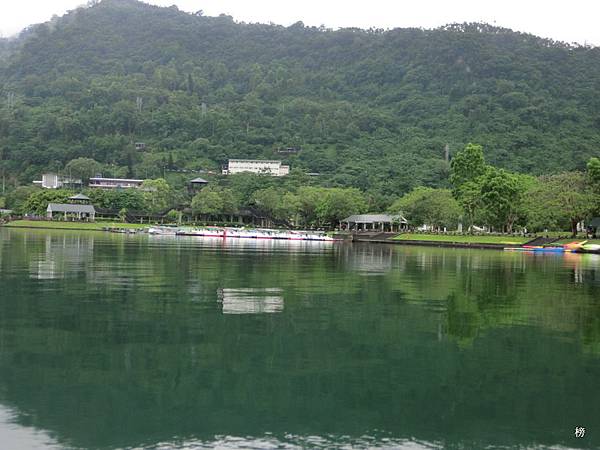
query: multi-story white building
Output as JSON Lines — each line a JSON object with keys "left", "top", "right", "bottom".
{"left": 222, "top": 159, "right": 290, "bottom": 177}
{"left": 88, "top": 177, "right": 144, "bottom": 189}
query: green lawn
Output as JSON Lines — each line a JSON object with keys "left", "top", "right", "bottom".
{"left": 2, "top": 220, "right": 149, "bottom": 231}
{"left": 392, "top": 233, "right": 531, "bottom": 245}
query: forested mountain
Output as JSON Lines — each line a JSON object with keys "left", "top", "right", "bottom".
{"left": 1, "top": 0, "right": 600, "bottom": 199}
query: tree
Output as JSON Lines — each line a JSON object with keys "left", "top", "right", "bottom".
{"left": 21, "top": 189, "right": 71, "bottom": 215}
{"left": 279, "top": 192, "right": 300, "bottom": 224}
{"left": 141, "top": 178, "right": 172, "bottom": 213}
{"left": 252, "top": 188, "right": 299, "bottom": 224}
{"left": 86, "top": 188, "right": 146, "bottom": 211}
{"left": 454, "top": 179, "right": 484, "bottom": 232}
{"left": 316, "top": 188, "right": 367, "bottom": 226}
{"left": 587, "top": 157, "right": 600, "bottom": 216}
{"left": 5, "top": 186, "right": 40, "bottom": 213}
{"left": 389, "top": 187, "right": 462, "bottom": 230}
{"left": 479, "top": 168, "right": 526, "bottom": 232}
{"left": 228, "top": 173, "right": 273, "bottom": 206}
{"left": 297, "top": 186, "right": 324, "bottom": 226}
{"left": 450, "top": 143, "right": 487, "bottom": 191}
{"left": 65, "top": 158, "right": 102, "bottom": 184}
{"left": 191, "top": 189, "right": 223, "bottom": 217}
{"left": 523, "top": 172, "right": 597, "bottom": 236}
{"left": 587, "top": 157, "right": 600, "bottom": 193}
{"left": 191, "top": 187, "right": 238, "bottom": 218}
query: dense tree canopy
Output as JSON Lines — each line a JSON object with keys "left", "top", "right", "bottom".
{"left": 1, "top": 0, "right": 600, "bottom": 203}
{"left": 523, "top": 172, "right": 598, "bottom": 235}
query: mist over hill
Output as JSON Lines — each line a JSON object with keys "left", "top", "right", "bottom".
{"left": 1, "top": 0, "right": 599, "bottom": 198}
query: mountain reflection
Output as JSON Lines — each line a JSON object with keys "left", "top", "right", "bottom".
{"left": 0, "top": 229, "right": 599, "bottom": 449}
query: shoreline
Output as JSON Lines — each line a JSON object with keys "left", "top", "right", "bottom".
{"left": 3, "top": 222, "right": 596, "bottom": 251}
{"left": 0, "top": 224, "right": 521, "bottom": 250}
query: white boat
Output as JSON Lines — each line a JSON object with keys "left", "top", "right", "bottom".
{"left": 176, "top": 227, "right": 225, "bottom": 237}
{"left": 148, "top": 226, "right": 178, "bottom": 235}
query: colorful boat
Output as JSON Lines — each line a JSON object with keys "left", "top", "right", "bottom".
{"left": 563, "top": 241, "right": 586, "bottom": 252}
{"left": 580, "top": 244, "right": 600, "bottom": 253}
{"left": 505, "top": 245, "right": 568, "bottom": 253}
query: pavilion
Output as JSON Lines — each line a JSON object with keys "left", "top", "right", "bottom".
{"left": 69, "top": 193, "right": 91, "bottom": 204}
{"left": 342, "top": 214, "right": 408, "bottom": 232}
{"left": 190, "top": 177, "right": 209, "bottom": 192}
{"left": 47, "top": 203, "right": 96, "bottom": 221}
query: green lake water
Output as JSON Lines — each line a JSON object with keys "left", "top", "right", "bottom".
{"left": 0, "top": 228, "right": 599, "bottom": 449}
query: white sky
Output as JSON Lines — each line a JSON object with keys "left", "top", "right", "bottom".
{"left": 1, "top": 0, "right": 599, "bottom": 46}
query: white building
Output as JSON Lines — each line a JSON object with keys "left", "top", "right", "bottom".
{"left": 88, "top": 177, "right": 144, "bottom": 189}
{"left": 222, "top": 159, "right": 290, "bottom": 177}
{"left": 33, "top": 173, "right": 82, "bottom": 189}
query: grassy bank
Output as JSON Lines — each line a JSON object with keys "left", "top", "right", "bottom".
{"left": 392, "top": 233, "right": 531, "bottom": 245}
{"left": 2, "top": 220, "right": 149, "bottom": 231}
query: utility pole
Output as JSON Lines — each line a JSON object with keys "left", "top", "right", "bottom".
{"left": 444, "top": 144, "right": 450, "bottom": 163}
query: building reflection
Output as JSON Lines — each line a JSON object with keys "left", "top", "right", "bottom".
{"left": 339, "top": 244, "right": 393, "bottom": 275}
{"left": 29, "top": 234, "right": 94, "bottom": 280}
{"left": 217, "top": 288, "right": 284, "bottom": 314}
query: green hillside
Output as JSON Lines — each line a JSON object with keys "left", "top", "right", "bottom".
{"left": 1, "top": 0, "right": 600, "bottom": 200}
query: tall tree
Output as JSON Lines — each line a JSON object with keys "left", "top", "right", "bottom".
{"left": 450, "top": 144, "right": 487, "bottom": 191}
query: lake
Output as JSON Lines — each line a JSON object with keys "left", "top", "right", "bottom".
{"left": 0, "top": 228, "right": 599, "bottom": 449}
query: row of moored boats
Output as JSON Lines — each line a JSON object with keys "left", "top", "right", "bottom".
{"left": 147, "top": 226, "right": 340, "bottom": 242}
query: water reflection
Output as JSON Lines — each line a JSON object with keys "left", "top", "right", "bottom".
{"left": 217, "top": 288, "right": 284, "bottom": 314}
{"left": 150, "top": 234, "right": 336, "bottom": 254}
{"left": 29, "top": 233, "right": 94, "bottom": 280}
{"left": 0, "top": 229, "right": 599, "bottom": 449}
{"left": 340, "top": 243, "right": 394, "bottom": 275}
{"left": 150, "top": 434, "right": 442, "bottom": 449}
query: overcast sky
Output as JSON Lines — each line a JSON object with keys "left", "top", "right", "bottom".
{"left": 1, "top": 0, "right": 599, "bottom": 46}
